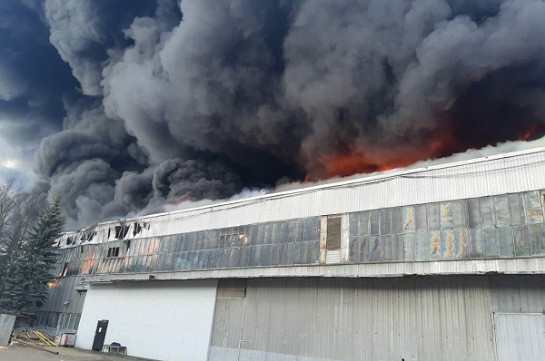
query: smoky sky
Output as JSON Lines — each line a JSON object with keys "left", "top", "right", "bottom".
{"left": 1, "top": 0, "right": 545, "bottom": 228}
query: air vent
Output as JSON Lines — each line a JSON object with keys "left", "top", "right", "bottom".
{"left": 326, "top": 216, "right": 342, "bottom": 250}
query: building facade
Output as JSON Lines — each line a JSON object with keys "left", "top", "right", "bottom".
{"left": 41, "top": 148, "right": 545, "bottom": 360}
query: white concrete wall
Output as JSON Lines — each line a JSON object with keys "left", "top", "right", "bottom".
{"left": 76, "top": 280, "right": 217, "bottom": 361}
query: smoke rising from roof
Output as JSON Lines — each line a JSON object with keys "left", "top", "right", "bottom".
{"left": 3, "top": 0, "right": 545, "bottom": 228}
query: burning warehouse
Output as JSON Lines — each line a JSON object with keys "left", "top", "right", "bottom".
{"left": 38, "top": 147, "right": 545, "bottom": 361}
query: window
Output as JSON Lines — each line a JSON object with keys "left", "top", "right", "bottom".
{"left": 107, "top": 247, "right": 120, "bottom": 258}
{"left": 326, "top": 216, "right": 342, "bottom": 250}
{"left": 114, "top": 225, "right": 130, "bottom": 239}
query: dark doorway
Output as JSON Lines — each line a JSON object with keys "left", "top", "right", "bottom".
{"left": 92, "top": 319, "right": 109, "bottom": 351}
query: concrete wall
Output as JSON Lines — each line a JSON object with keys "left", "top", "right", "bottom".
{"left": 209, "top": 275, "right": 545, "bottom": 361}
{"left": 76, "top": 280, "right": 217, "bottom": 361}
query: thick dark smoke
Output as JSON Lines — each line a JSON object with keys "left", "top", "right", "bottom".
{"left": 2, "top": 0, "right": 545, "bottom": 228}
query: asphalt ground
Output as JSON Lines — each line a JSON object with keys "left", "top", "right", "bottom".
{"left": 0, "top": 344, "right": 150, "bottom": 361}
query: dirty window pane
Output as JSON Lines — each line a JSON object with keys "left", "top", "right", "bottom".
{"left": 287, "top": 220, "right": 298, "bottom": 243}
{"left": 303, "top": 218, "right": 318, "bottom": 241}
{"left": 189, "top": 233, "right": 198, "bottom": 251}
{"left": 287, "top": 242, "right": 300, "bottom": 265}
{"left": 277, "top": 243, "right": 288, "bottom": 265}
{"left": 392, "top": 208, "right": 403, "bottom": 234}
{"left": 227, "top": 248, "right": 242, "bottom": 268}
{"left": 370, "top": 210, "right": 380, "bottom": 235}
{"left": 509, "top": 193, "right": 524, "bottom": 225}
{"left": 427, "top": 204, "right": 440, "bottom": 231}
{"left": 298, "top": 242, "right": 309, "bottom": 264}
{"left": 349, "top": 237, "right": 360, "bottom": 263}
{"left": 402, "top": 207, "right": 416, "bottom": 233}
{"left": 263, "top": 224, "right": 273, "bottom": 245}
{"left": 494, "top": 196, "right": 510, "bottom": 227}
{"left": 217, "top": 249, "right": 229, "bottom": 269}
{"left": 246, "top": 225, "right": 258, "bottom": 247}
{"left": 199, "top": 250, "right": 211, "bottom": 269}
{"left": 248, "top": 246, "right": 260, "bottom": 267}
{"left": 381, "top": 209, "right": 392, "bottom": 235}
{"left": 359, "top": 212, "right": 369, "bottom": 236}
{"left": 275, "top": 222, "right": 288, "bottom": 243}
{"left": 452, "top": 201, "right": 467, "bottom": 228}
{"left": 240, "top": 247, "right": 251, "bottom": 268}
{"left": 415, "top": 205, "right": 427, "bottom": 232}
{"left": 428, "top": 231, "right": 441, "bottom": 260}
{"left": 296, "top": 219, "right": 305, "bottom": 242}
{"left": 497, "top": 227, "right": 514, "bottom": 258}
{"left": 369, "top": 236, "right": 385, "bottom": 262}
{"left": 158, "top": 236, "right": 170, "bottom": 254}
{"left": 401, "top": 233, "right": 415, "bottom": 261}
{"left": 480, "top": 197, "right": 495, "bottom": 228}
{"left": 255, "top": 224, "right": 266, "bottom": 245}
{"left": 440, "top": 202, "right": 453, "bottom": 229}
{"left": 524, "top": 191, "right": 544, "bottom": 224}
{"left": 267, "top": 244, "right": 279, "bottom": 266}
{"left": 349, "top": 213, "right": 359, "bottom": 238}
{"left": 308, "top": 240, "right": 320, "bottom": 264}
{"left": 482, "top": 228, "right": 499, "bottom": 258}
{"left": 468, "top": 199, "right": 481, "bottom": 228}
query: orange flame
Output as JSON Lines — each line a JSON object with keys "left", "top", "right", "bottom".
{"left": 305, "top": 124, "right": 467, "bottom": 180}
{"left": 47, "top": 279, "right": 61, "bottom": 289}
{"left": 518, "top": 123, "right": 541, "bottom": 141}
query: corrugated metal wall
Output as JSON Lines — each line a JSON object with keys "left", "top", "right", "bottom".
{"left": 209, "top": 275, "right": 545, "bottom": 361}
{"left": 0, "top": 314, "right": 16, "bottom": 346}
{"left": 76, "top": 280, "right": 217, "bottom": 361}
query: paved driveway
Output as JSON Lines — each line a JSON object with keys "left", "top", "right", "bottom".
{"left": 0, "top": 344, "right": 150, "bottom": 361}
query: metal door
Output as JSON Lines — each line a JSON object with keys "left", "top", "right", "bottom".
{"left": 494, "top": 313, "right": 545, "bottom": 361}
{"left": 92, "top": 319, "right": 109, "bottom": 351}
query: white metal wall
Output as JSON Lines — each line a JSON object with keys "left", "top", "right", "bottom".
{"left": 76, "top": 280, "right": 217, "bottom": 361}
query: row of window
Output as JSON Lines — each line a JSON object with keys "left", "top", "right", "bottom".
{"left": 51, "top": 191, "right": 545, "bottom": 275}
{"left": 33, "top": 312, "right": 80, "bottom": 331}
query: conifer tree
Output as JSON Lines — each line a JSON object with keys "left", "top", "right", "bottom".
{"left": 0, "top": 196, "right": 64, "bottom": 318}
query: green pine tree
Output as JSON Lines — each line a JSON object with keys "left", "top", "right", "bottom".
{"left": 0, "top": 196, "right": 64, "bottom": 318}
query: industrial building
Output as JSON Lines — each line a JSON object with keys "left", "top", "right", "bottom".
{"left": 39, "top": 147, "right": 545, "bottom": 361}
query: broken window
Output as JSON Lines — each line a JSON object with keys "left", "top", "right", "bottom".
{"left": 107, "top": 247, "right": 120, "bottom": 258}
{"left": 326, "top": 216, "right": 342, "bottom": 250}
{"left": 132, "top": 222, "right": 149, "bottom": 237}
{"left": 80, "top": 231, "right": 96, "bottom": 242}
{"left": 133, "top": 222, "right": 142, "bottom": 236}
{"left": 114, "top": 225, "right": 130, "bottom": 239}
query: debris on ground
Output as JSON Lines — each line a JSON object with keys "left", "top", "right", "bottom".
{"left": 10, "top": 331, "right": 58, "bottom": 355}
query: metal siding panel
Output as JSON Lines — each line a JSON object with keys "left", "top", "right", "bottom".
{"left": 209, "top": 277, "right": 502, "bottom": 361}
{"left": 0, "top": 314, "right": 16, "bottom": 346}
{"left": 494, "top": 313, "right": 545, "bottom": 361}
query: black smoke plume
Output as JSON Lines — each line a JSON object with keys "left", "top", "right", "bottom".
{"left": 4, "top": 0, "right": 545, "bottom": 228}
